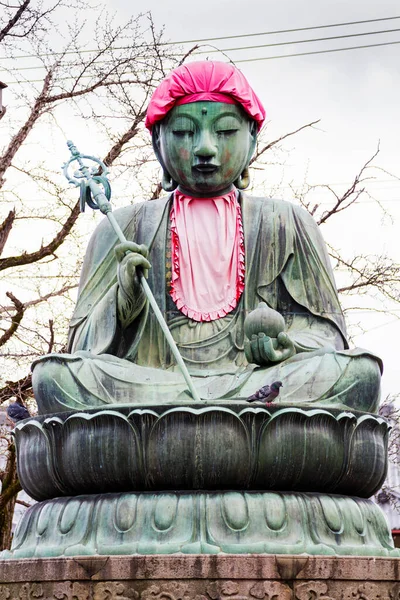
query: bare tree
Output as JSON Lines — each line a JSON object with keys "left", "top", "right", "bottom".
{"left": 0, "top": 0, "right": 63, "bottom": 46}
{"left": 281, "top": 147, "right": 400, "bottom": 312}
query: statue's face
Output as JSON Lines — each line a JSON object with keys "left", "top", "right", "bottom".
{"left": 156, "top": 101, "right": 256, "bottom": 197}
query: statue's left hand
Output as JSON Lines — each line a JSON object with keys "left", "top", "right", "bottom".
{"left": 244, "top": 331, "right": 296, "bottom": 366}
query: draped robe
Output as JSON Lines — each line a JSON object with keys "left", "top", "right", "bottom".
{"left": 32, "top": 194, "right": 382, "bottom": 414}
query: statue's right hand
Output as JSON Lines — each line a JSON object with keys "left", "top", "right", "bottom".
{"left": 244, "top": 332, "right": 295, "bottom": 366}
{"left": 115, "top": 242, "right": 151, "bottom": 295}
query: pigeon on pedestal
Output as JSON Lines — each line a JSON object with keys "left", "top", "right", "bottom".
{"left": 7, "top": 399, "right": 30, "bottom": 423}
{"left": 247, "top": 381, "right": 283, "bottom": 407}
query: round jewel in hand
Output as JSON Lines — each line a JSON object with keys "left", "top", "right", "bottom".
{"left": 244, "top": 302, "right": 285, "bottom": 339}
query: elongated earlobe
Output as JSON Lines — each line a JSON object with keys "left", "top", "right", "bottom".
{"left": 234, "top": 167, "right": 250, "bottom": 190}
{"left": 162, "top": 169, "right": 178, "bottom": 192}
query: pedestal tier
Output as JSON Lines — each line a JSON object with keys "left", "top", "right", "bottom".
{"left": 14, "top": 404, "right": 388, "bottom": 500}
{"left": 3, "top": 491, "right": 398, "bottom": 559}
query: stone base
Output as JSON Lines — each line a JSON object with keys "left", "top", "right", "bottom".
{"left": 0, "top": 555, "right": 400, "bottom": 600}
{"left": 3, "top": 491, "right": 398, "bottom": 559}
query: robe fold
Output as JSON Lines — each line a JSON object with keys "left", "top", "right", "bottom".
{"left": 68, "top": 195, "right": 349, "bottom": 360}
{"left": 32, "top": 194, "right": 382, "bottom": 414}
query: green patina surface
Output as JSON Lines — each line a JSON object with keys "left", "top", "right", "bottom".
{"left": 13, "top": 406, "right": 389, "bottom": 501}
{"left": 3, "top": 491, "right": 398, "bottom": 558}
{"left": 7, "top": 100, "right": 391, "bottom": 559}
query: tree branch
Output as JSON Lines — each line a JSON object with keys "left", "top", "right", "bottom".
{"left": 6, "top": 0, "right": 63, "bottom": 39}
{"left": 0, "top": 209, "right": 15, "bottom": 256}
{"left": 0, "top": 200, "right": 80, "bottom": 272}
{"left": 45, "top": 77, "right": 148, "bottom": 105}
{"left": 0, "top": 283, "right": 77, "bottom": 314}
{"left": 16, "top": 498, "right": 32, "bottom": 508}
{"left": 0, "top": 71, "right": 53, "bottom": 186}
{"left": 103, "top": 118, "right": 144, "bottom": 167}
{"left": 317, "top": 147, "right": 380, "bottom": 225}
{"left": 0, "top": 292, "right": 24, "bottom": 348}
{"left": 47, "top": 318, "right": 54, "bottom": 352}
{"left": 331, "top": 250, "right": 400, "bottom": 302}
{"left": 0, "top": 0, "right": 30, "bottom": 43}
{"left": 250, "top": 120, "right": 320, "bottom": 165}
{"left": 0, "top": 374, "right": 32, "bottom": 404}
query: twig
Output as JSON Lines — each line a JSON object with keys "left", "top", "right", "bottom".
{"left": 16, "top": 499, "right": 32, "bottom": 508}
{"left": 250, "top": 120, "right": 321, "bottom": 165}
{"left": 0, "top": 283, "right": 78, "bottom": 314}
{"left": 318, "top": 146, "right": 380, "bottom": 225}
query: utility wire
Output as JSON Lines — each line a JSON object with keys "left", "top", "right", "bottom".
{"left": 196, "top": 26, "right": 400, "bottom": 55}
{"left": 1, "top": 14, "right": 400, "bottom": 61}
{"left": 3, "top": 38, "right": 400, "bottom": 84}
{"left": 236, "top": 39, "right": 400, "bottom": 63}
{"left": 3, "top": 25, "right": 400, "bottom": 74}
{"left": 166, "top": 15, "right": 400, "bottom": 45}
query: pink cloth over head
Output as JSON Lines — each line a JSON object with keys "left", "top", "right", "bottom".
{"left": 170, "top": 189, "right": 245, "bottom": 322}
{"left": 145, "top": 61, "right": 265, "bottom": 132}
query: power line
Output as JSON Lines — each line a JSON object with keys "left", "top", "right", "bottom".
{"left": 196, "top": 27, "right": 400, "bottom": 55}
{"left": 3, "top": 37, "right": 400, "bottom": 84}
{"left": 1, "top": 14, "right": 400, "bottom": 61}
{"left": 169, "top": 15, "right": 400, "bottom": 45}
{"left": 3, "top": 25, "right": 400, "bottom": 74}
{"left": 236, "top": 39, "right": 400, "bottom": 63}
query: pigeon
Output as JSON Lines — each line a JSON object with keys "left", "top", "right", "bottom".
{"left": 247, "top": 381, "right": 283, "bottom": 406}
{"left": 7, "top": 399, "right": 31, "bottom": 423}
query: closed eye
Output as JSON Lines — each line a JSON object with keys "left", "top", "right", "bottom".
{"left": 216, "top": 129, "right": 239, "bottom": 136}
{"left": 172, "top": 130, "right": 194, "bottom": 137}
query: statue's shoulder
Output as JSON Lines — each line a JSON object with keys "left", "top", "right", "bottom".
{"left": 91, "top": 197, "right": 170, "bottom": 238}
{"left": 243, "top": 194, "right": 311, "bottom": 219}
{"left": 243, "top": 195, "right": 320, "bottom": 239}
{"left": 110, "top": 201, "right": 146, "bottom": 225}
{"left": 114, "top": 196, "right": 171, "bottom": 215}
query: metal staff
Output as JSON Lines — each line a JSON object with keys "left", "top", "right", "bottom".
{"left": 63, "top": 140, "right": 201, "bottom": 402}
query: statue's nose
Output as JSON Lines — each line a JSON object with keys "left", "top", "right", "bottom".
{"left": 194, "top": 130, "right": 217, "bottom": 160}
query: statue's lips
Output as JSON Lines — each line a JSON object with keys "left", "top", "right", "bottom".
{"left": 192, "top": 164, "right": 219, "bottom": 174}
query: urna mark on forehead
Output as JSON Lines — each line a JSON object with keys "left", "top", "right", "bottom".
{"left": 145, "top": 60, "right": 266, "bottom": 133}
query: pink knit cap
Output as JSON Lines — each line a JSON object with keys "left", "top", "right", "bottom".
{"left": 145, "top": 61, "right": 265, "bottom": 132}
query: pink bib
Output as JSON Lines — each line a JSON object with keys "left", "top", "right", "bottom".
{"left": 170, "top": 189, "right": 245, "bottom": 322}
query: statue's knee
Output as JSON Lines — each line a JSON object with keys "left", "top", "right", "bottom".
{"left": 342, "top": 356, "right": 381, "bottom": 413}
{"left": 32, "top": 358, "right": 73, "bottom": 406}
{"left": 32, "top": 358, "right": 59, "bottom": 389}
